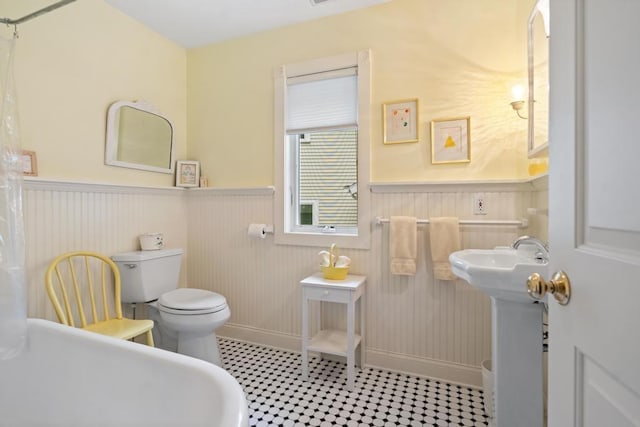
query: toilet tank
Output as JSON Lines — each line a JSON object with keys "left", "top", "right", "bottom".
{"left": 111, "top": 248, "right": 184, "bottom": 303}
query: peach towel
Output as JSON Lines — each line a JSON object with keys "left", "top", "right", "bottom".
{"left": 390, "top": 216, "right": 417, "bottom": 276}
{"left": 429, "top": 217, "right": 460, "bottom": 281}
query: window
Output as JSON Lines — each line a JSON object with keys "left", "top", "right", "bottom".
{"left": 291, "top": 129, "right": 357, "bottom": 231}
{"left": 274, "top": 51, "right": 371, "bottom": 249}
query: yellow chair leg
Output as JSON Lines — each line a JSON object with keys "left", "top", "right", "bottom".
{"left": 146, "top": 330, "right": 155, "bottom": 347}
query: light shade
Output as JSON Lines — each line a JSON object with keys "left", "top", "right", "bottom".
{"left": 511, "top": 84, "right": 526, "bottom": 102}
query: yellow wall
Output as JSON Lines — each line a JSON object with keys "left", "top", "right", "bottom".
{"left": 0, "top": 0, "right": 187, "bottom": 186}
{"left": 2, "top": 0, "right": 533, "bottom": 187}
{"left": 187, "top": 0, "right": 533, "bottom": 187}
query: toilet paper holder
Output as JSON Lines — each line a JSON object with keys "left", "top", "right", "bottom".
{"left": 247, "top": 223, "right": 274, "bottom": 239}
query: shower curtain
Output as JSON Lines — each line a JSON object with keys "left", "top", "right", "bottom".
{"left": 0, "top": 34, "right": 26, "bottom": 359}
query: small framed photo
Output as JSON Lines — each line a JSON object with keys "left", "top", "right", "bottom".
{"left": 430, "top": 117, "right": 471, "bottom": 164}
{"left": 175, "top": 160, "right": 200, "bottom": 187}
{"left": 383, "top": 99, "right": 419, "bottom": 144}
{"left": 22, "top": 150, "right": 38, "bottom": 176}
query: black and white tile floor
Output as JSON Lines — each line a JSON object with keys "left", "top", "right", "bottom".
{"left": 220, "top": 338, "right": 491, "bottom": 427}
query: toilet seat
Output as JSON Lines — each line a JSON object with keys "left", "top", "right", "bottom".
{"left": 158, "top": 288, "right": 227, "bottom": 315}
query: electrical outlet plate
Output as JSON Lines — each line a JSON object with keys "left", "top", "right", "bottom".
{"left": 473, "top": 193, "right": 487, "bottom": 215}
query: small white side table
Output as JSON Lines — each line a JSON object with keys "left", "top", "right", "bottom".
{"left": 300, "top": 273, "right": 366, "bottom": 391}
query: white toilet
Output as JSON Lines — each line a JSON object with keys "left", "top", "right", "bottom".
{"left": 111, "top": 248, "right": 230, "bottom": 367}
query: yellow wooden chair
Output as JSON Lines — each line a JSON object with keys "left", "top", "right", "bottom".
{"left": 45, "top": 251, "right": 154, "bottom": 346}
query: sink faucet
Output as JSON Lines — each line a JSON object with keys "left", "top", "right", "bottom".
{"left": 512, "top": 235, "right": 549, "bottom": 263}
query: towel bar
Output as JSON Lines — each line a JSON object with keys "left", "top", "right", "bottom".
{"left": 375, "top": 216, "right": 528, "bottom": 228}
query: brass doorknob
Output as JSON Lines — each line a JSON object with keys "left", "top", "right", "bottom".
{"left": 527, "top": 271, "right": 571, "bottom": 305}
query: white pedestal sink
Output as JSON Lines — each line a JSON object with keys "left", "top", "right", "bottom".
{"left": 450, "top": 246, "right": 548, "bottom": 427}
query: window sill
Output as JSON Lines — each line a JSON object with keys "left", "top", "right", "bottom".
{"left": 274, "top": 229, "right": 370, "bottom": 250}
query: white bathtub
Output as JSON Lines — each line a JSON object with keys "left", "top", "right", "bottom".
{"left": 0, "top": 319, "right": 248, "bottom": 427}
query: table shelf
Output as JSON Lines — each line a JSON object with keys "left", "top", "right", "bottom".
{"left": 308, "top": 329, "right": 362, "bottom": 356}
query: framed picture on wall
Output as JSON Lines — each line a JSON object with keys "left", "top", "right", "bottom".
{"left": 175, "top": 160, "right": 200, "bottom": 187}
{"left": 22, "top": 150, "right": 38, "bottom": 176}
{"left": 382, "top": 99, "right": 419, "bottom": 144}
{"left": 430, "top": 117, "right": 471, "bottom": 164}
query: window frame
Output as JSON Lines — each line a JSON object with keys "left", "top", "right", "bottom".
{"left": 274, "top": 50, "right": 371, "bottom": 249}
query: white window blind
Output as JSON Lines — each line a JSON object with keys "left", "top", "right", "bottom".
{"left": 286, "top": 68, "right": 357, "bottom": 133}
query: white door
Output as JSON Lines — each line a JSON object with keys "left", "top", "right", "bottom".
{"left": 548, "top": 0, "right": 640, "bottom": 426}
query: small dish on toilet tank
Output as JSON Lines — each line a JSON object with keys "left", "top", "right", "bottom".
{"left": 139, "top": 233, "right": 164, "bottom": 250}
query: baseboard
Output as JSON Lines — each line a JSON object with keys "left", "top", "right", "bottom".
{"left": 365, "top": 348, "right": 482, "bottom": 388}
{"left": 218, "top": 323, "right": 301, "bottom": 353}
{"left": 218, "top": 323, "right": 482, "bottom": 389}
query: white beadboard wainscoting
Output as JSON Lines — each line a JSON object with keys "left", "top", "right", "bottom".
{"left": 21, "top": 176, "right": 548, "bottom": 388}
{"left": 23, "top": 178, "right": 189, "bottom": 322}
{"left": 187, "top": 177, "right": 548, "bottom": 387}
{"left": 529, "top": 175, "right": 549, "bottom": 241}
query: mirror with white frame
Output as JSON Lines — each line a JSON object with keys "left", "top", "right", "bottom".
{"left": 527, "top": 0, "right": 549, "bottom": 158}
{"left": 105, "top": 101, "right": 175, "bottom": 174}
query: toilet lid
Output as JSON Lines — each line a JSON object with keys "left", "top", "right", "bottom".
{"left": 158, "top": 288, "right": 227, "bottom": 312}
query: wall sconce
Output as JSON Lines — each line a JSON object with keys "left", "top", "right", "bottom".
{"left": 510, "top": 84, "right": 527, "bottom": 119}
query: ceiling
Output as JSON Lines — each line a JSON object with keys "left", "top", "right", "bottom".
{"left": 102, "top": 0, "right": 391, "bottom": 49}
